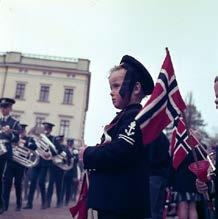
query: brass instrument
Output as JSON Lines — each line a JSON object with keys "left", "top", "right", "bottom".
{"left": 0, "top": 125, "right": 19, "bottom": 135}
{"left": 0, "top": 124, "right": 21, "bottom": 156}
{"left": 0, "top": 139, "right": 8, "bottom": 156}
{"left": 28, "top": 126, "right": 74, "bottom": 170}
{"left": 34, "top": 133, "right": 56, "bottom": 160}
{"left": 0, "top": 126, "right": 10, "bottom": 156}
{"left": 12, "top": 139, "right": 40, "bottom": 168}
{"left": 28, "top": 126, "right": 55, "bottom": 160}
{"left": 52, "top": 151, "right": 74, "bottom": 171}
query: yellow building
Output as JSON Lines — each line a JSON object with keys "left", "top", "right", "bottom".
{"left": 0, "top": 52, "right": 91, "bottom": 144}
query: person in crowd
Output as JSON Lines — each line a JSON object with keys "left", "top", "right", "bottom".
{"left": 148, "top": 132, "right": 171, "bottom": 219}
{"left": 3, "top": 124, "right": 37, "bottom": 211}
{"left": 23, "top": 122, "right": 60, "bottom": 209}
{"left": 82, "top": 55, "right": 154, "bottom": 219}
{"left": 47, "top": 135, "right": 66, "bottom": 208}
{"left": 62, "top": 138, "right": 79, "bottom": 205}
{"left": 0, "top": 98, "right": 21, "bottom": 214}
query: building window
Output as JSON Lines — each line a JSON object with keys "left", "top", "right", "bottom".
{"left": 15, "top": 82, "right": 26, "bottom": 99}
{"left": 59, "top": 119, "right": 70, "bottom": 137}
{"left": 35, "top": 116, "right": 45, "bottom": 127}
{"left": 63, "top": 88, "right": 74, "bottom": 104}
{"left": 39, "top": 85, "right": 50, "bottom": 102}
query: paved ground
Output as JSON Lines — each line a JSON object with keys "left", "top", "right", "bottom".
{"left": 1, "top": 189, "right": 178, "bottom": 219}
{"left": 1, "top": 190, "right": 75, "bottom": 219}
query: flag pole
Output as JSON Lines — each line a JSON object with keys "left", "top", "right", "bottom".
{"left": 181, "top": 111, "right": 199, "bottom": 165}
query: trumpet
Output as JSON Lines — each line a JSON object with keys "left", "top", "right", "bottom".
{"left": 12, "top": 139, "right": 40, "bottom": 168}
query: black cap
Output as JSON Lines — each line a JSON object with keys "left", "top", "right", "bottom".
{"left": 0, "top": 98, "right": 16, "bottom": 107}
{"left": 120, "top": 55, "right": 154, "bottom": 95}
{"left": 55, "top": 135, "right": 64, "bottom": 142}
{"left": 67, "top": 138, "right": 74, "bottom": 144}
{"left": 42, "top": 122, "right": 55, "bottom": 129}
{"left": 20, "top": 124, "right": 28, "bottom": 130}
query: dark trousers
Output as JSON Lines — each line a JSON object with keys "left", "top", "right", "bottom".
{"left": 3, "top": 160, "right": 25, "bottom": 210}
{"left": 62, "top": 173, "right": 73, "bottom": 204}
{"left": 47, "top": 164, "right": 64, "bottom": 206}
{"left": 0, "top": 156, "right": 7, "bottom": 206}
{"left": 27, "top": 165, "right": 49, "bottom": 207}
{"left": 97, "top": 210, "right": 146, "bottom": 219}
{"left": 149, "top": 176, "right": 167, "bottom": 219}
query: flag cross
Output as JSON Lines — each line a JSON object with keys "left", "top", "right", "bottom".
{"left": 174, "top": 129, "right": 192, "bottom": 155}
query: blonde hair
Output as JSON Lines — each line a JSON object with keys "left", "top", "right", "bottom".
{"left": 109, "top": 65, "right": 125, "bottom": 76}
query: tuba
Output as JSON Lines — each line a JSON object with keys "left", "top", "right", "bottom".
{"left": 52, "top": 139, "right": 82, "bottom": 170}
{"left": 12, "top": 139, "right": 40, "bottom": 168}
{"left": 52, "top": 151, "right": 74, "bottom": 171}
{"left": 28, "top": 126, "right": 56, "bottom": 160}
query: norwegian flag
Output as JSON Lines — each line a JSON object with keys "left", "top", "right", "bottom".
{"left": 135, "top": 48, "right": 186, "bottom": 145}
{"left": 69, "top": 173, "right": 88, "bottom": 219}
{"left": 170, "top": 117, "right": 199, "bottom": 169}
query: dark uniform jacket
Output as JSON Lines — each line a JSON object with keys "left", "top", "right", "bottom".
{"left": 148, "top": 132, "right": 170, "bottom": 178}
{"left": 83, "top": 104, "right": 150, "bottom": 218}
{"left": 0, "top": 116, "right": 21, "bottom": 159}
{"left": 21, "top": 136, "right": 37, "bottom": 151}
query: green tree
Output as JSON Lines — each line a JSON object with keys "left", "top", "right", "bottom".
{"left": 184, "top": 92, "right": 206, "bottom": 131}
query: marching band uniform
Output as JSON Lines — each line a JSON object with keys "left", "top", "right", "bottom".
{"left": 3, "top": 124, "right": 37, "bottom": 211}
{"left": 61, "top": 138, "right": 79, "bottom": 205}
{"left": 24, "top": 122, "right": 58, "bottom": 209}
{"left": 47, "top": 135, "right": 66, "bottom": 208}
{"left": 0, "top": 98, "right": 21, "bottom": 214}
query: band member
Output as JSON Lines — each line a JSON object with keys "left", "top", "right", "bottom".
{"left": 47, "top": 135, "right": 66, "bottom": 208}
{"left": 3, "top": 124, "right": 37, "bottom": 211}
{"left": 82, "top": 55, "right": 154, "bottom": 219}
{"left": 195, "top": 76, "right": 218, "bottom": 218}
{"left": 24, "top": 122, "right": 58, "bottom": 209}
{"left": 0, "top": 98, "right": 21, "bottom": 214}
{"left": 62, "top": 138, "right": 79, "bottom": 205}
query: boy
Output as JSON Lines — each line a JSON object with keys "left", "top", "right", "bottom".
{"left": 83, "top": 55, "right": 154, "bottom": 219}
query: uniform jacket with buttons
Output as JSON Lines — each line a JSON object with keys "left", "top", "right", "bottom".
{"left": 0, "top": 116, "right": 21, "bottom": 159}
{"left": 83, "top": 103, "right": 151, "bottom": 218}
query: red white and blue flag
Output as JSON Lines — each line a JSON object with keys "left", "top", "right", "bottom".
{"left": 135, "top": 48, "right": 186, "bottom": 145}
{"left": 170, "top": 117, "right": 199, "bottom": 169}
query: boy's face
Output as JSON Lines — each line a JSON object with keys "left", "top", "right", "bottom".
{"left": 109, "top": 68, "right": 128, "bottom": 109}
{"left": 0, "top": 106, "right": 12, "bottom": 116}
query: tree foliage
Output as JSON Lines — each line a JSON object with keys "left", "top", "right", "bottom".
{"left": 184, "top": 92, "right": 206, "bottom": 130}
